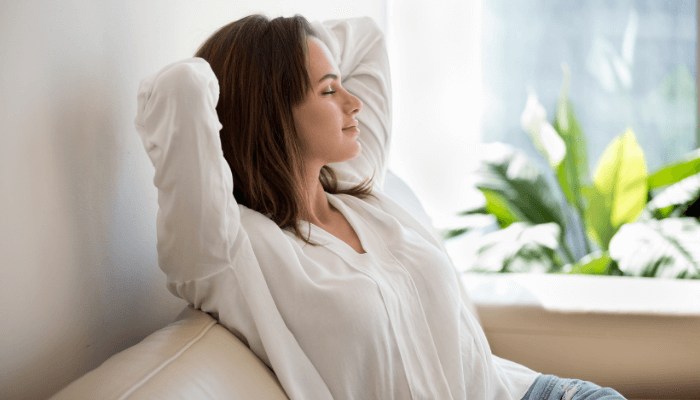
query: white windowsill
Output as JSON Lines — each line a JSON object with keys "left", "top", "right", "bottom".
{"left": 460, "top": 272, "right": 700, "bottom": 317}
{"left": 459, "top": 272, "right": 700, "bottom": 398}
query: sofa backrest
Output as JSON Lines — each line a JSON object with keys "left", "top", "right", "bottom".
{"left": 51, "top": 308, "right": 288, "bottom": 400}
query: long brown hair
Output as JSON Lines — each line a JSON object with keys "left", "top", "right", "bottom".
{"left": 195, "top": 15, "right": 372, "bottom": 241}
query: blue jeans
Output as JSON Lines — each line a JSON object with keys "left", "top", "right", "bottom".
{"left": 521, "top": 374, "right": 626, "bottom": 400}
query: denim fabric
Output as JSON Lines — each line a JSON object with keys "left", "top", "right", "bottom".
{"left": 521, "top": 374, "right": 626, "bottom": 400}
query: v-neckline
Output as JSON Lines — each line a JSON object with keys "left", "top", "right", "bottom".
{"left": 307, "top": 193, "right": 370, "bottom": 257}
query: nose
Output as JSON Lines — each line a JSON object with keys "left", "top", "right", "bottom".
{"left": 345, "top": 90, "right": 362, "bottom": 115}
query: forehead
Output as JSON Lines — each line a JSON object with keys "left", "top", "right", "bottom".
{"left": 306, "top": 37, "right": 338, "bottom": 79}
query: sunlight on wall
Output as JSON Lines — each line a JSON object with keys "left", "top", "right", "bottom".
{"left": 386, "top": 0, "right": 484, "bottom": 229}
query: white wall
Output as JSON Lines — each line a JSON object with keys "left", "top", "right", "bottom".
{"left": 0, "top": 1, "right": 386, "bottom": 399}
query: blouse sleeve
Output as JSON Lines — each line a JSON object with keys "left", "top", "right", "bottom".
{"left": 135, "top": 58, "right": 245, "bottom": 284}
{"left": 312, "top": 17, "right": 393, "bottom": 188}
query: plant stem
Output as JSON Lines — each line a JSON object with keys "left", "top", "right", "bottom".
{"left": 581, "top": 223, "right": 592, "bottom": 254}
{"left": 559, "top": 234, "right": 576, "bottom": 264}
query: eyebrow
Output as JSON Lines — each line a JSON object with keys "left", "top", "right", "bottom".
{"left": 318, "top": 73, "right": 338, "bottom": 83}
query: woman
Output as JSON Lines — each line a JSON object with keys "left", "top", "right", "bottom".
{"left": 135, "top": 14, "right": 625, "bottom": 400}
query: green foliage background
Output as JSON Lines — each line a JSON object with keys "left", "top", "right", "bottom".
{"left": 448, "top": 82, "right": 700, "bottom": 279}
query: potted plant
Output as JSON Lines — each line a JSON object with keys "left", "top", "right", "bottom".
{"left": 447, "top": 72, "right": 700, "bottom": 278}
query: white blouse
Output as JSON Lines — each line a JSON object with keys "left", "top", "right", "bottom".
{"left": 135, "top": 17, "right": 539, "bottom": 400}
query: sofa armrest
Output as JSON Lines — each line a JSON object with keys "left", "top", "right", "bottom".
{"left": 51, "top": 307, "right": 288, "bottom": 400}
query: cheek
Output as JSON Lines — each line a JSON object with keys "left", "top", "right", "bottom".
{"left": 292, "top": 108, "right": 316, "bottom": 146}
{"left": 294, "top": 103, "right": 332, "bottom": 134}
{"left": 292, "top": 101, "right": 348, "bottom": 158}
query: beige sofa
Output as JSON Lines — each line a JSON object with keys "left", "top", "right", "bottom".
{"left": 52, "top": 307, "right": 288, "bottom": 399}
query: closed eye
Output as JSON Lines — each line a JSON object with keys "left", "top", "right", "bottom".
{"left": 318, "top": 73, "right": 340, "bottom": 95}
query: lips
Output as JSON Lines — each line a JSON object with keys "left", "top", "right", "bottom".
{"left": 342, "top": 125, "right": 360, "bottom": 137}
{"left": 343, "top": 120, "right": 359, "bottom": 131}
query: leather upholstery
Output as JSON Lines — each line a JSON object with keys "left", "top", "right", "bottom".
{"left": 51, "top": 307, "right": 288, "bottom": 400}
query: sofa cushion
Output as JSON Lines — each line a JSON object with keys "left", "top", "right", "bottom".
{"left": 51, "top": 307, "right": 287, "bottom": 399}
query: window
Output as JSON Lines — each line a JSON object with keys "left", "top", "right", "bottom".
{"left": 482, "top": 0, "right": 697, "bottom": 172}
{"left": 388, "top": 0, "right": 698, "bottom": 271}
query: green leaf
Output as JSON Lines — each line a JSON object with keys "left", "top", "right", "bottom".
{"left": 458, "top": 207, "right": 486, "bottom": 216}
{"left": 443, "top": 227, "right": 470, "bottom": 240}
{"left": 651, "top": 205, "right": 676, "bottom": 220}
{"left": 456, "top": 190, "right": 519, "bottom": 228}
{"left": 568, "top": 251, "right": 611, "bottom": 275}
{"left": 553, "top": 66, "right": 590, "bottom": 216}
{"left": 471, "top": 143, "right": 568, "bottom": 230}
{"left": 585, "top": 130, "right": 648, "bottom": 249}
{"left": 482, "top": 189, "right": 519, "bottom": 228}
{"left": 609, "top": 218, "right": 700, "bottom": 278}
{"left": 582, "top": 185, "right": 614, "bottom": 249}
{"left": 468, "top": 222, "right": 562, "bottom": 273}
{"left": 647, "top": 149, "right": 700, "bottom": 190}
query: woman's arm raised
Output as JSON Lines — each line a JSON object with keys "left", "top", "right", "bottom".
{"left": 135, "top": 58, "right": 245, "bottom": 284}
{"left": 312, "top": 17, "right": 393, "bottom": 188}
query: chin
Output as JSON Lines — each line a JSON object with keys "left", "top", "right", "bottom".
{"left": 348, "top": 142, "right": 362, "bottom": 159}
{"left": 329, "top": 142, "right": 362, "bottom": 164}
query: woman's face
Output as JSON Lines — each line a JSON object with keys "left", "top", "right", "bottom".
{"left": 293, "top": 37, "right": 363, "bottom": 169}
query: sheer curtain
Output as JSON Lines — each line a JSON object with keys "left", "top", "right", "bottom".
{"left": 386, "top": 0, "right": 483, "bottom": 265}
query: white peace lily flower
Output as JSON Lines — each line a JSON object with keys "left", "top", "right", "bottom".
{"left": 538, "top": 123, "right": 566, "bottom": 166}
{"left": 520, "top": 93, "right": 547, "bottom": 135}
{"left": 520, "top": 93, "right": 566, "bottom": 168}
